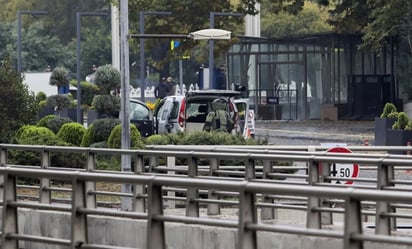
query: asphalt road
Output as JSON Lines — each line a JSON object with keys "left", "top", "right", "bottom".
{"left": 254, "top": 120, "right": 375, "bottom": 146}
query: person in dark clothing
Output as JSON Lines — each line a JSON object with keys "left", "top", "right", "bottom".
{"left": 154, "top": 77, "right": 170, "bottom": 99}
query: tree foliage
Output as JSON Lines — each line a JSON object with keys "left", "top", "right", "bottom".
{"left": 261, "top": 1, "right": 332, "bottom": 37}
{"left": 0, "top": 58, "right": 38, "bottom": 143}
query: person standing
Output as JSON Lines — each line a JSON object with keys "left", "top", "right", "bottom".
{"left": 154, "top": 77, "right": 169, "bottom": 99}
{"left": 166, "top": 76, "right": 176, "bottom": 96}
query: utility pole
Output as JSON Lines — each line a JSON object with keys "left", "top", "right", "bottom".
{"left": 119, "top": 0, "right": 131, "bottom": 210}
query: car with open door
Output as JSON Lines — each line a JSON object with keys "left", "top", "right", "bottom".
{"left": 129, "top": 98, "right": 154, "bottom": 137}
{"left": 153, "top": 90, "right": 242, "bottom": 134}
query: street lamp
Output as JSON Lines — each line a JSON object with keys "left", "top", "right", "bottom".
{"left": 139, "top": 11, "right": 172, "bottom": 102}
{"left": 76, "top": 12, "right": 108, "bottom": 123}
{"left": 208, "top": 12, "right": 243, "bottom": 89}
{"left": 17, "top": 10, "right": 47, "bottom": 73}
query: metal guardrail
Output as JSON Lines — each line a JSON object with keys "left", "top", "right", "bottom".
{"left": 1, "top": 144, "right": 412, "bottom": 248}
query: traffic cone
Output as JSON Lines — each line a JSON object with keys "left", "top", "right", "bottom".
{"left": 246, "top": 127, "right": 251, "bottom": 138}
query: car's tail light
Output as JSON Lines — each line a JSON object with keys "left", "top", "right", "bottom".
{"left": 229, "top": 102, "right": 238, "bottom": 129}
{"left": 178, "top": 97, "right": 186, "bottom": 128}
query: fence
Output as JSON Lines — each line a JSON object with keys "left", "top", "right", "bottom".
{"left": 1, "top": 144, "right": 412, "bottom": 248}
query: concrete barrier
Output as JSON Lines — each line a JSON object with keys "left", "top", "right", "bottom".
{"left": 8, "top": 208, "right": 410, "bottom": 249}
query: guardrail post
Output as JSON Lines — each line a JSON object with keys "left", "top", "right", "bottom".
{"left": 238, "top": 181, "right": 257, "bottom": 249}
{"left": 166, "top": 154, "right": 176, "bottom": 209}
{"left": 149, "top": 155, "right": 157, "bottom": 173}
{"left": 307, "top": 159, "right": 321, "bottom": 228}
{"left": 40, "top": 148, "right": 51, "bottom": 204}
{"left": 321, "top": 161, "right": 333, "bottom": 225}
{"left": 71, "top": 176, "right": 88, "bottom": 248}
{"left": 2, "top": 172, "right": 18, "bottom": 249}
{"left": 147, "top": 182, "right": 165, "bottom": 249}
{"left": 133, "top": 154, "right": 146, "bottom": 212}
{"left": 375, "top": 163, "right": 394, "bottom": 235}
{"left": 86, "top": 152, "right": 96, "bottom": 208}
{"left": 0, "top": 146, "right": 7, "bottom": 200}
{"left": 186, "top": 156, "right": 199, "bottom": 217}
{"left": 245, "top": 158, "right": 256, "bottom": 180}
{"left": 207, "top": 158, "right": 220, "bottom": 215}
{"left": 344, "top": 197, "right": 363, "bottom": 249}
{"left": 261, "top": 160, "right": 275, "bottom": 220}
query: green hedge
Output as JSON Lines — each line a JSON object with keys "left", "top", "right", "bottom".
{"left": 37, "top": 115, "right": 73, "bottom": 134}
{"left": 57, "top": 122, "right": 86, "bottom": 146}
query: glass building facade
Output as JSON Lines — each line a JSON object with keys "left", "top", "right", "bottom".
{"left": 227, "top": 33, "right": 398, "bottom": 120}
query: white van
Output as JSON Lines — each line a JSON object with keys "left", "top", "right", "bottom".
{"left": 154, "top": 90, "right": 247, "bottom": 135}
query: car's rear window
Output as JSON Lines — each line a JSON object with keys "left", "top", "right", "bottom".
{"left": 186, "top": 103, "right": 209, "bottom": 123}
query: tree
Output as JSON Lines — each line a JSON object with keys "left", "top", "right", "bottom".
{"left": 261, "top": 1, "right": 332, "bottom": 37}
{"left": 0, "top": 58, "right": 38, "bottom": 143}
{"left": 49, "top": 66, "right": 71, "bottom": 94}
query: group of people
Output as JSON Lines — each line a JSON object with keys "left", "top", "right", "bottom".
{"left": 154, "top": 76, "right": 176, "bottom": 99}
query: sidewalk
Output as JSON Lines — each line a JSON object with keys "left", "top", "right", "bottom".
{"left": 254, "top": 120, "right": 375, "bottom": 146}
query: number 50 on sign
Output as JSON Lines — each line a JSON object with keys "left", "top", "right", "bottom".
{"left": 325, "top": 147, "right": 360, "bottom": 185}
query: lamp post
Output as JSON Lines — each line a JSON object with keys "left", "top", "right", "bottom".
{"left": 17, "top": 10, "right": 47, "bottom": 73}
{"left": 139, "top": 11, "right": 172, "bottom": 102}
{"left": 208, "top": 12, "right": 243, "bottom": 89}
{"left": 76, "top": 12, "right": 108, "bottom": 123}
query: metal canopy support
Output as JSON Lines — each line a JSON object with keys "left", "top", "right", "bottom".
{"left": 76, "top": 12, "right": 108, "bottom": 124}
{"left": 17, "top": 10, "right": 47, "bottom": 73}
{"left": 139, "top": 11, "right": 172, "bottom": 102}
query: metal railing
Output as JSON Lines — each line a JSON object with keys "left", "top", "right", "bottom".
{"left": 1, "top": 144, "right": 412, "bottom": 248}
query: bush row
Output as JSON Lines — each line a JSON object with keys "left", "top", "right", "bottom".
{"left": 10, "top": 115, "right": 266, "bottom": 170}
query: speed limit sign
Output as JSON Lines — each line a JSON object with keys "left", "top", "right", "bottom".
{"left": 325, "top": 147, "right": 360, "bottom": 185}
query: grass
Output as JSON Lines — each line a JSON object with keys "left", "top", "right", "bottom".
{"left": 17, "top": 180, "right": 123, "bottom": 205}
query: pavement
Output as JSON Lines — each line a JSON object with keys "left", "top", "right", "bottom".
{"left": 254, "top": 120, "right": 375, "bottom": 146}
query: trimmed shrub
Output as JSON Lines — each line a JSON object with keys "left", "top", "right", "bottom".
{"left": 380, "top": 102, "right": 397, "bottom": 118}
{"left": 18, "top": 126, "right": 58, "bottom": 145}
{"left": 80, "top": 124, "right": 94, "bottom": 147}
{"left": 91, "top": 95, "right": 120, "bottom": 118}
{"left": 57, "top": 122, "right": 86, "bottom": 146}
{"left": 145, "top": 134, "right": 170, "bottom": 145}
{"left": 10, "top": 126, "right": 86, "bottom": 168}
{"left": 81, "top": 118, "right": 120, "bottom": 147}
{"left": 46, "top": 94, "right": 72, "bottom": 111}
{"left": 107, "top": 124, "right": 145, "bottom": 149}
{"left": 393, "top": 112, "right": 409, "bottom": 130}
{"left": 10, "top": 125, "right": 38, "bottom": 143}
{"left": 94, "top": 64, "right": 121, "bottom": 94}
{"left": 35, "top": 91, "right": 47, "bottom": 103}
{"left": 180, "top": 131, "right": 247, "bottom": 145}
{"left": 75, "top": 81, "right": 99, "bottom": 107}
{"left": 49, "top": 67, "right": 70, "bottom": 87}
{"left": 37, "top": 115, "right": 72, "bottom": 134}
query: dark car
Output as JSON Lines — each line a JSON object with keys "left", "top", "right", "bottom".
{"left": 129, "top": 98, "right": 154, "bottom": 137}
